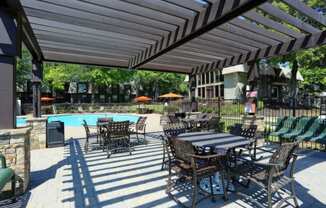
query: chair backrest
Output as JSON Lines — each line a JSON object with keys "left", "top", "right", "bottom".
{"left": 106, "top": 121, "right": 130, "bottom": 138}
{"left": 240, "top": 124, "right": 257, "bottom": 139}
{"left": 97, "top": 117, "right": 113, "bottom": 124}
{"left": 229, "top": 123, "right": 243, "bottom": 136}
{"left": 207, "top": 116, "right": 220, "bottom": 130}
{"left": 275, "top": 117, "right": 288, "bottom": 131}
{"left": 82, "top": 120, "right": 90, "bottom": 139}
{"left": 136, "top": 116, "right": 147, "bottom": 130}
{"left": 307, "top": 119, "right": 322, "bottom": 133}
{"left": 293, "top": 117, "right": 314, "bottom": 132}
{"left": 197, "top": 113, "right": 207, "bottom": 119}
{"left": 170, "top": 139, "right": 195, "bottom": 164}
{"left": 268, "top": 142, "right": 298, "bottom": 176}
{"left": 168, "top": 114, "right": 179, "bottom": 123}
{"left": 282, "top": 117, "right": 298, "bottom": 129}
{"left": 163, "top": 122, "right": 186, "bottom": 138}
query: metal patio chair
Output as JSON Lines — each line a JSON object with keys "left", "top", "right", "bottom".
{"left": 82, "top": 120, "right": 99, "bottom": 153}
{"left": 231, "top": 142, "right": 299, "bottom": 208}
{"left": 104, "top": 121, "right": 131, "bottom": 158}
{"left": 161, "top": 122, "right": 186, "bottom": 171}
{"left": 130, "top": 116, "right": 147, "bottom": 145}
{"left": 166, "top": 138, "right": 226, "bottom": 208}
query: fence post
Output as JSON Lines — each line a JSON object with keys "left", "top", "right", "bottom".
{"left": 217, "top": 97, "right": 221, "bottom": 118}
{"left": 292, "top": 98, "right": 296, "bottom": 117}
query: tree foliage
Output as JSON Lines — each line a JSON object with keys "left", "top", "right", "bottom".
{"left": 266, "top": 0, "right": 326, "bottom": 93}
{"left": 16, "top": 48, "right": 32, "bottom": 90}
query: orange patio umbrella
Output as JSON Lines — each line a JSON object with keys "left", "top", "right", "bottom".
{"left": 134, "top": 96, "right": 152, "bottom": 103}
{"left": 41, "top": 96, "right": 55, "bottom": 102}
{"left": 158, "top": 92, "right": 184, "bottom": 99}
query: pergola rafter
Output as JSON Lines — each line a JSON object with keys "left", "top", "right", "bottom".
{"left": 2, "top": 0, "right": 323, "bottom": 75}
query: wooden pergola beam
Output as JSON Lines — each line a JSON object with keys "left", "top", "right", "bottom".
{"left": 129, "top": 0, "right": 268, "bottom": 69}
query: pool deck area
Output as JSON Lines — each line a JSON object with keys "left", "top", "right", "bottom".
{"left": 8, "top": 113, "right": 324, "bottom": 208}
{"left": 24, "top": 136, "right": 326, "bottom": 208}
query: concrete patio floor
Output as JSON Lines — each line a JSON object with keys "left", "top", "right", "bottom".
{"left": 23, "top": 132, "right": 326, "bottom": 208}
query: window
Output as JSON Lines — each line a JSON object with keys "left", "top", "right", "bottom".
{"left": 202, "top": 87, "right": 205, "bottom": 98}
{"left": 215, "top": 71, "right": 220, "bottom": 82}
{"left": 202, "top": 73, "right": 205, "bottom": 85}
{"left": 197, "top": 74, "right": 201, "bottom": 86}
{"left": 215, "top": 85, "right": 219, "bottom": 97}
{"left": 210, "top": 71, "right": 214, "bottom": 83}
{"left": 271, "top": 87, "right": 278, "bottom": 98}
{"left": 198, "top": 88, "right": 201, "bottom": 97}
{"left": 220, "top": 74, "right": 224, "bottom": 82}
{"left": 206, "top": 72, "right": 209, "bottom": 84}
{"left": 220, "top": 85, "right": 224, "bottom": 97}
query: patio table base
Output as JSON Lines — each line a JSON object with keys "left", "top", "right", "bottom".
{"left": 199, "top": 172, "right": 234, "bottom": 195}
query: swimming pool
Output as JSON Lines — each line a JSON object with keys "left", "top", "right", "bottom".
{"left": 16, "top": 114, "right": 139, "bottom": 127}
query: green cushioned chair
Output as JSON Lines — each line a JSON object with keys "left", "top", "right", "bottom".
{"left": 270, "top": 117, "right": 298, "bottom": 137}
{"left": 310, "top": 123, "right": 326, "bottom": 144}
{"left": 281, "top": 117, "right": 316, "bottom": 141}
{"left": 273, "top": 116, "right": 288, "bottom": 132}
{"left": 0, "top": 154, "right": 16, "bottom": 202}
{"left": 297, "top": 119, "right": 323, "bottom": 141}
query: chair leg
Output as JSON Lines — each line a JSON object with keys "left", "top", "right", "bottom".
{"left": 291, "top": 180, "right": 299, "bottom": 208}
{"left": 161, "top": 143, "right": 166, "bottom": 171}
{"left": 267, "top": 188, "right": 272, "bottom": 208}
{"left": 192, "top": 175, "right": 198, "bottom": 208}
{"left": 220, "top": 171, "right": 228, "bottom": 201}
{"left": 209, "top": 176, "right": 215, "bottom": 202}
{"left": 166, "top": 166, "right": 172, "bottom": 194}
{"left": 11, "top": 175, "right": 16, "bottom": 203}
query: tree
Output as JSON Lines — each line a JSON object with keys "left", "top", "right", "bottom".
{"left": 133, "top": 70, "right": 187, "bottom": 98}
{"left": 16, "top": 48, "right": 32, "bottom": 90}
{"left": 87, "top": 67, "right": 134, "bottom": 103}
{"left": 266, "top": 0, "right": 326, "bottom": 94}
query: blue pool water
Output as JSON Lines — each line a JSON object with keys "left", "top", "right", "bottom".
{"left": 16, "top": 114, "right": 139, "bottom": 127}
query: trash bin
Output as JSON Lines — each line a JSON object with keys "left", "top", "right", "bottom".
{"left": 47, "top": 121, "right": 65, "bottom": 148}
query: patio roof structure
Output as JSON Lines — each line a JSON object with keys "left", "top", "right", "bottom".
{"left": 0, "top": 0, "right": 325, "bottom": 128}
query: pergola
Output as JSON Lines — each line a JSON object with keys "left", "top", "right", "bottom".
{"left": 0, "top": 0, "right": 325, "bottom": 129}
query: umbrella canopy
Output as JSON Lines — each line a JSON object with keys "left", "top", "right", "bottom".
{"left": 41, "top": 97, "right": 55, "bottom": 102}
{"left": 134, "top": 96, "right": 152, "bottom": 103}
{"left": 158, "top": 92, "right": 184, "bottom": 99}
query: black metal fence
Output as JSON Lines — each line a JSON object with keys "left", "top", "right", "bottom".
{"left": 196, "top": 96, "right": 325, "bottom": 141}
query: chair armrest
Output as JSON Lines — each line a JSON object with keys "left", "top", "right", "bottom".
{"left": 253, "top": 161, "right": 282, "bottom": 168}
{"left": 186, "top": 153, "right": 221, "bottom": 160}
{"left": 0, "top": 154, "right": 7, "bottom": 168}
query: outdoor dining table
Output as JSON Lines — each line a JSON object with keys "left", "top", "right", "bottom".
{"left": 176, "top": 131, "right": 250, "bottom": 195}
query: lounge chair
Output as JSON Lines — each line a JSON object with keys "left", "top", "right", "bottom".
{"left": 270, "top": 117, "right": 298, "bottom": 138}
{"left": 310, "top": 123, "right": 326, "bottom": 144}
{"left": 297, "top": 119, "right": 323, "bottom": 141}
{"left": 0, "top": 153, "right": 16, "bottom": 203}
{"left": 281, "top": 117, "right": 316, "bottom": 141}
{"left": 97, "top": 106, "right": 105, "bottom": 113}
{"left": 88, "top": 106, "right": 96, "bottom": 113}
{"left": 272, "top": 116, "right": 288, "bottom": 132}
{"left": 78, "top": 106, "right": 85, "bottom": 113}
